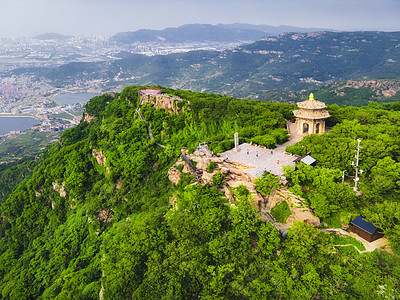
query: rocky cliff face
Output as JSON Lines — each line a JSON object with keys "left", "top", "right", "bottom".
{"left": 142, "top": 94, "right": 183, "bottom": 114}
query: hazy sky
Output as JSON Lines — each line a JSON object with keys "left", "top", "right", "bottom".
{"left": 1, "top": 0, "right": 399, "bottom": 37}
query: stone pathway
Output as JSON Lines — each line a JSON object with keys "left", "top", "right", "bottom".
{"left": 136, "top": 104, "right": 166, "bottom": 148}
{"left": 221, "top": 121, "right": 302, "bottom": 178}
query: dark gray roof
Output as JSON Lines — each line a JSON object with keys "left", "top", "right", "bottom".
{"left": 350, "top": 216, "right": 379, "bottom": 234}
{"left": 293, "top": 151, "right": 313, "bottom": 163}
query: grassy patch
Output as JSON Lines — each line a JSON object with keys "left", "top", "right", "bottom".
{"left": 71, "top": 110, "right": 84, "bottom": 117}
{"left": 50, "top": 112, "right": 74, "bottom": 120}
{"left": 271, "top": 201, "right": 292, "bottom": 223}
{"left": 336, "top": 245, "right": 361, "bottom": 256}
{"left": 321, "top": 211, "right": 356, "bottom": 228}
{"left": 332, "top": 234, "right": 366, "bottom": 251}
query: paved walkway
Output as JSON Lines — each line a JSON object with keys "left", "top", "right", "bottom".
{"left": 221, "top": 122, "right": 303, "bottom": 178}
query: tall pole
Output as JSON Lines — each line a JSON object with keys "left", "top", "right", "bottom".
{"left": 342, "top": 170, "right": 346, "bottom": 184}
{"left": 354, "top": 139, "right": 361, "bottom": 192}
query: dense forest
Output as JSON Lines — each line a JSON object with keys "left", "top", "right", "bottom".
{"left": 0, "top": 86, "right": 399, "bottom": 299}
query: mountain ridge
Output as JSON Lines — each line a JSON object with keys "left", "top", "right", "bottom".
{"left": 33, "top": 32, "right": 72, "bottom": 40}
{"left": 34, "top": 31, "right": 400, "bottom": 98}
{"left": 110, "top": 23, "right": 334, "bottom": 44}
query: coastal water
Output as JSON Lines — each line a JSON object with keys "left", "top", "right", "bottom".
{"left": 53, "top": 93, "right": 99, "bottom": 105}
{"left": 0, "top": 117, "right": 40, "bottom": 135}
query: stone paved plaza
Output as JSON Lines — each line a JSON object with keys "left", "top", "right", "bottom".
{"left": 221, "top": 122, "right": 303, "bottom": 178}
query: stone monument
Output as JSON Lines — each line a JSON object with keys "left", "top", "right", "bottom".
{"left": 234, "top": 132, "right": 239, "bottom": 151}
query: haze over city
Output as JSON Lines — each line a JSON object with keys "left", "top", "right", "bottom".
{"left": 1, "top": 0, "right": 399, "bottom": 38}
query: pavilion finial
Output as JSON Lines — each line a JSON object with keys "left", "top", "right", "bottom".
{"left": 309, "top": 93, "right": 315, "bottom": 101}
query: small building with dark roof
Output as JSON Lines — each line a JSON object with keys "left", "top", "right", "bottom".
{"left": 293, "top": 152, "right": 317, "bottom": 168}
{"left": 349, "top": 216, "right": 383, "bottom": 242}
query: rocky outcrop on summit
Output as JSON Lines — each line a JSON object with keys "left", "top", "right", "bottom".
{"left": 142, "top": 94, "right": 183, "bottom": 114}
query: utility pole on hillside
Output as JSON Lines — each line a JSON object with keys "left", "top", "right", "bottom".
{"left": 353, "top": 139, "right": 362, "bottom": 192}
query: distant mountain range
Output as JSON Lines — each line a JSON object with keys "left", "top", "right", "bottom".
{"left": 33, "top": 33, "right": 72, "bottom": 40}
{"left": 110, "top": 23, "right": 332, "bottom": 44}
{"left": 32, "top": 30, "right": 400, "bottom": 98}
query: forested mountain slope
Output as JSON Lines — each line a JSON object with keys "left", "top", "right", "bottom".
{"left": 34, "top": 31, "right": 400, "bottom": 98}
{"left": 256, "top": 79, "right": 400, "bottom": 106}
{"left": 0, "top": 87, "right": 399, "bottom": 299}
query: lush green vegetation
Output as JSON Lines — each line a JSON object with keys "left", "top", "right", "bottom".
{"left": 231, "top": 184, "right": 251, "bottom": 201}
{"left": 0, "top": 157, "right": 38, "bottom": 203}
{"left": 255, "top": 171, "right": 280, "bottom": 197}
{"left": 138, "top": 86, "right": 294, "bottom": 153}
{"left": 0, "top": 86, "right": 400, "bottom": 299}
{"left": 0, "top": 130, "right": 61, "bottom": 163}
{"left": 206, "top": 160, "right": 216, "bottom": 173}
{"left": 271, "top": 201, "right": 292, "bottom": 223}
{"left": 285, "top": 102, "right": 400, "bottom": 254}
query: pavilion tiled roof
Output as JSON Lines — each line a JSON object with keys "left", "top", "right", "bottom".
{"left": 293, "top": 93, "right": 330, "bottom": 120}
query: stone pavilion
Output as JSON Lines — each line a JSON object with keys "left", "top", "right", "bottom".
{"left": 293, "top": 93, "right": 330, "bottom": 135}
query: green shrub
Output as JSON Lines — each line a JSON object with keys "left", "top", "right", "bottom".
{"left": 177, "top": 172, "right": 195, "bottom": 189}
{"left": 271, "top": 201, "right": 292, "bottom": 223}
{"left": 272, "top": 128, "right": 289, "bottom": 144}
{"left": 212, "top": 146, "right": 225, "bottom": 155}
{"left": 235, "top": 185, "right": 250, "bottom": 200}
{"left": 210, "top": 141, "right": 219, "bottom": 150}
{"left": 254, "top": 172, "right": 280, "bottom": 197}
{"left": 239, "top": 127, "right": 256, "bottom": 138}
{"left": 223, "top": 139, "right": 234, "bottom": 150}
{"left": 212, "top": 172, "right": 226, "bottom": 188}
{"left": 217, "top": 140, "right": 234, "bottom": 152}
{"left": 251, "top": 135, "right": 276, "bottom": 148}
{"left": 207, "top": 161, "right": 217, "bottom": 173}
